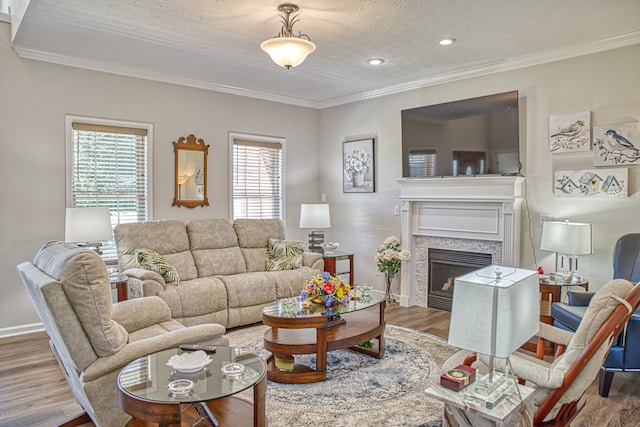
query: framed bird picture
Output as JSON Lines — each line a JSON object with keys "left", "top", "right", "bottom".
{"left": 549, "top": 111, "right": 591, "bottom": 153}
{"left": 593, "top": 122, "right": 640, "bottom": 166}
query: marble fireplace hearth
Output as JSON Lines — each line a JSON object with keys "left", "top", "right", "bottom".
{"left": 397, "top": 176, "right": 525, "bottom": 308}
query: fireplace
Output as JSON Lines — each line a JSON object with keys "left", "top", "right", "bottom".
{"left": 397, "top": 176, "right": 524, "bottom": 308}
{"left": 428, "top": 248, "right": 492, "bottom": 311}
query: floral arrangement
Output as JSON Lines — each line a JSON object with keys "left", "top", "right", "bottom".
{"left": 344, "top": 149, "right": 371, "bottom": 175}
{"left": 300, "top": 271, "right": 351, "bottom": 307}
{"left": 375, "top": 236, "right": 412, "bottom": 279}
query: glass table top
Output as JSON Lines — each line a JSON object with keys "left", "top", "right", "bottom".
{"left": 118, "top": 347, "right": 265, "bottom": 404}
{"left": 263, "top": 288, "right": 385, "bottom": 319}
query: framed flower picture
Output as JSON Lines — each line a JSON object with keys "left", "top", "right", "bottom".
{"left": 343, "top": 138, "right": 375, "bottom": 193}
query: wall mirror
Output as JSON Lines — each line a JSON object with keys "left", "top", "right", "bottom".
{"left": 173, "top": 134, "right": 209, "bottom": 208}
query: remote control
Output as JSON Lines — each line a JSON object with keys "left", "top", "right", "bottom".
{"left": 179, "top": 344, "right": 217, "bottom": 353}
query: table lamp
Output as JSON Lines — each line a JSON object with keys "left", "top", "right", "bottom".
{"left": 65, "top": 207, "right": 113, "bottom": 254}
{"left": 448, "top": 265, "right": 539, "bottom": 408}
{"left": 540, "top": 220, "right": 592, "bottom": 281}
{"left": 299, "top": 204, "right": 330, "bottom": 253}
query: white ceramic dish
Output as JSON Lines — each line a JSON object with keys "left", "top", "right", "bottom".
{"left": 167, "top": 350, "right": 213, "bottom": 373}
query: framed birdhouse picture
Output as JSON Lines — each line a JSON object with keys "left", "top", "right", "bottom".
{"left": 593, "top": 122, "right": 640, "bottom": 166}
{"left": 554, "top": 168, "right": 628, "bottom": 198}
{"left": 549, "top": 111, "right": 591, "bottom": 153}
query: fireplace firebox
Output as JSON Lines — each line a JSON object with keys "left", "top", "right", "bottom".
{"left": 428, "top": 248, "right": 492, "bottom": 311}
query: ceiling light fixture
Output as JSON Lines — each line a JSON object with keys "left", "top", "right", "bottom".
{"left": 365, "top": 58, "right": 385, "bottom": 66}
{"left": 438, "top": 37, "right": 456, "bottom": 46}
{"left": 261, "top": 3, "right": 316, "bottom": 69}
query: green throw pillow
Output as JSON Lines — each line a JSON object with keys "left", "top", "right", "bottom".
{"left": 135, "top": 248, "right": 180, "bottom": 285}
{"left": 266, "top": 238, "right": 304, "bottom": 271}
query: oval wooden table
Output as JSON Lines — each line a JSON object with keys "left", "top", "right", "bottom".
{"left": 262, "top": 290, "right": 386, "bottom": 384}
{"left": 118, "top": 347, "right": 266, "bottom": 427}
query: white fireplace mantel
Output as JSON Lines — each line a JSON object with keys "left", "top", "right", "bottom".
{"left": 397, "top": 176, "right": 525, "bottom": 307}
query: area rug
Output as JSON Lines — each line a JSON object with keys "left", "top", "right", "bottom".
{"left": 225, "top": 324, "right": 459, "bottom": 427}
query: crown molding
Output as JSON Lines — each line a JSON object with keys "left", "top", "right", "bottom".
{"left": 13, "top": 46, "right": 321, "bottom": 109}
{"left": 14, "top": 30, "right": 640, "bottom": 110}
{"left": 317, "top": 31, "right": 640, "bottom": 109}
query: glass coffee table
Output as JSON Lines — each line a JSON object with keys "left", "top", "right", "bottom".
{"left": 117, "top": 346, "right": 266, "bottom": 427}
{"left": 262, "top": 288, "right": 386, "bottom": 384}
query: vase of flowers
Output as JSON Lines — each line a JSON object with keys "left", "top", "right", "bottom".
{"left": 300, "top": 271, "right": 351, "bottom": 307}
{"left": 375, "top": 236, "right": 412, "bottom": 304}
{"left": 345, "top": 149, "right": 370, "bottom": 187}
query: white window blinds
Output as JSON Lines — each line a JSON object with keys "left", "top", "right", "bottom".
{"left": 232, "top": 138, "right": 283, "bottom": 220}
{"left": 69, "top": 121, "right": 150, "bottom": 261}
{"left": 409, "top": 149, "right": 437, "bottom": 177}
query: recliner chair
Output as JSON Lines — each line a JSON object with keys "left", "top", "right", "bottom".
{"left": 551, "top": 233, "right": 640, "bottom": 397}
{"left": 17, "top": 241, "right": 228, "bottom": 426}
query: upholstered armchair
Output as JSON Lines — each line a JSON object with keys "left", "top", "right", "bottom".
{"left": 551, "top": 233, "right": 640, "bottom": 396}
{"left": 17, "top": 241, "right": 228, "bottom": 427}
{"left": 447, "top": 278, "right": 640, "bottom": 426}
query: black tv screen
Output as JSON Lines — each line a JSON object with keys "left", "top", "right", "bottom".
{"left": 401, "top": 91, "right": 520, "bottom": 177}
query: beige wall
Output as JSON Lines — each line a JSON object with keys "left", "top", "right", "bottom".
{"left": 318, "top": 45, "right": 640, "bottom": 295}
{"left": 2, "top": 16, "right": 639, "bottom": 334}
{"left": 0, "top": 23, "right": 319, "bottom": 333}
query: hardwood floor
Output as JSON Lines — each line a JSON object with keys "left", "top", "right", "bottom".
{"left": 0, "top": 305, "right": 637, "bottom": 426}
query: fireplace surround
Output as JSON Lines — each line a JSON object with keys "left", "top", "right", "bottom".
{"left": 398, "top": 176, "right": 525, "bottom": 307}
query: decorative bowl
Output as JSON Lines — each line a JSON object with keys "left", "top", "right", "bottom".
{"left": 221, "top": 363, "right": 245, "bottom": 379}
{"left": 322, "top": 242, "right": 339, "bottom": 253}
{"left": 167, "top": 350, "right": 213, "bottom": 373}
{"left": 167, "top": 379, "right": 194, "bottom": 397}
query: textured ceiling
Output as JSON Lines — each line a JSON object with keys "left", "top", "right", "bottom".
{"left": 9, "top": 0, "right": 640, "bottom": 108}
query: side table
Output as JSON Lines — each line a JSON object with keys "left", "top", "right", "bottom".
{"left": 426, "top": 382, "right": 534, "bottom": 427}
{"left": 539, "top": 277, "right": 589, "bottom": 324}
{"left": 323, "top": 251, "right": 354, "bottom": 284}
{"left": 110, "top": 272, "right": 129, "bottom": 302}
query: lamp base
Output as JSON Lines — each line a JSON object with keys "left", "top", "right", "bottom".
{"left": 308, "top": 230, "right": 324, "bottom": 253}
{"left": 463, "top": 371, "right": 514, "bottom": 409}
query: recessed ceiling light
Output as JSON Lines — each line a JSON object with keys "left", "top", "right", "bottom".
{"left": 438, "top": 38, "right": 456, "bottom": 46}
{"left": 365, "top": 58, "right": 385, "bottom": 66}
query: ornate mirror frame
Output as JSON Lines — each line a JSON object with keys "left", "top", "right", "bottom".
{"left": 173, "top": 134, "right": 209, "bottom": 208}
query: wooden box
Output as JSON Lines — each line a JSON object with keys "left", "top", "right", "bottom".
{"left": 440, "top": 364, "right": 476, "bottom": 392}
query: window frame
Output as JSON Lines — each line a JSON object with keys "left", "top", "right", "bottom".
{"left": 229, "top": 132, "right": 286, "bottom": 222}
{"left": 65, "top": 115, "right": 154, "bottom": 258}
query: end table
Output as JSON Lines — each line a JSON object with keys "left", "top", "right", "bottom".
{"left": 323, "top": 251, "right": 354, "bottom": 284}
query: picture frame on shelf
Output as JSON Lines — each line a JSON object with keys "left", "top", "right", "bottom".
{"left": 343, "top": 138, "right": 375, "bottom": 193}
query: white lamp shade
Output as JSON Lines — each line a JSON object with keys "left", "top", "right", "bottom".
{"left": 299, "top": 204, "right": 330, "bottom": 228}
{"left": 541, "top": 221, "right": 592, "bottom": 255}
{"left": 261, "top": 37, "right": 316, "bottom": 69}
{"left": 448, "top": 265, "right": 539, "bottom": 358}
{"left": 65, "top": 207, "right": 113, "bottom": 243}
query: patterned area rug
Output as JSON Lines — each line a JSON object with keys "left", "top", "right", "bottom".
{"left": 225, "top": 324, "right": 459, "bottom": 427}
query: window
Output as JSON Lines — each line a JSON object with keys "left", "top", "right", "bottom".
{"left": 409, "top": 149, "right": 437, "bottom": 177}
{"left": 66, "top": 116, "right": 153, "bottom": 261}
{"left": 231, "top": 134, "right": 284, "bottom": 220}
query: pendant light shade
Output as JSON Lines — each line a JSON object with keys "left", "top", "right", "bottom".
{"left": 261, "top": 3, "right": 316, "bottom": 69}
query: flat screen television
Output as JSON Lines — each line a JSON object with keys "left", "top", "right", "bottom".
{"left": 401, "top": 90, "right": 521, "bottom": 177}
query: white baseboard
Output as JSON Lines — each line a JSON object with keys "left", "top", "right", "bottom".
{"left": 0, "top": 322, "right": 45, "bottom": 339}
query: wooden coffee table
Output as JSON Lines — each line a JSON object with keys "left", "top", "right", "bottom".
{"left": 117, "top": 347, "right": 266, "bottom": 427}
{"left": 262, "top": 290, "right": 386, "bottom": 384}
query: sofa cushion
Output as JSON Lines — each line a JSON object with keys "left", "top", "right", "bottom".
{"left": 115, "top": 220, "right": 198, "bottom": 281}
{"left": 233, "top": 219, "right": 285, "bottom": 272}
{"left": 135, "top": 248, "right": 180, "bottom": 284}
{"left": 266, "top": 238, "right": 304, "bottom": 271}
{"left": 33, "top": 241, "right": 128, "bottom": 357}
{"left": 187, "top": 219, "right": 247, "bottom": 276}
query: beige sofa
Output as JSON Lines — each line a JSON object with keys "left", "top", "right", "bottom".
{"left": 17, "top": 241, "right": 228, "bottom": 427}
{"left": 115, "top": 218, "right": 324, "bottom": 328}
